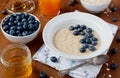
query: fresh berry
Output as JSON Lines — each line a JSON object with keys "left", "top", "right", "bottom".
{"left": 2, "top": 10, "right": 8, "bottom": 15}
{"left": 83, "top": 43, "right": 89, "bottom": 48}
{"left": 117, "top": 36, "right": 120, "bottom": 41}
{"left": 85, "top": 38, "right": 91, "bottom": 44}
{"left": 73, "top": 31, "right": 79, "bottom": 35}
{"left": 91, "top": 41, "right": 97, "bottom": 46}
{"left": 92, "top": 37, "right": 98, "bottom": 41}
{"left": 40, "top": 72, "right": 47, "bottom": 78}
{"left": 72, "top": 0, "right": 78, "bottom": 4}
{"left": 110, "top": 63, "right": 117, "bottom": 69}
{"left": 110, "top": 48, "right": 117, "bottom": 54}
{"left": 69, "top": 26, "right": 74, "bottom": 31}
{"left": 80, "top": 39, "right": 85, "bottom": 44}
{"left": 111, "top": 6, "right": 117, "bottom": 12}
{"left": 50, "top": 56, "right": 58, "bottom": 63}
{"left": 75, "top": 24, "right": 80, "bottom": 29}
{"left": 9, "top": 30, "right": 16, "bottom": 36}
{"left": 81, "top": 25, "right": 86, "bottom": 29}
{"left": 68, "top": 1, "right": 75, "bottom": 6}
{"left": 77, "top": 28, "right": 83, "bottom": 32}
{"left": 112, "top": 17, "right": 118, "bottom": 22}
{"left": 80, "top": 47, "right": 86, "bottom": 52}
{"left": 86, "top": 28, "right": 92, "bottom": 33}
{"left": 79, "top": 31, "right": 85, "bottom": 36}
{"left": 89, "top": 46, "right": 96, "bottom": 51}
{"left": 87, "top": 33, "right": 93, "bottom": 38}
{"left": 2, "top": 25, "right": 9, "bottom": 31}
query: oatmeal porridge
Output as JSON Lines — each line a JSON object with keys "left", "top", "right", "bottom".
{"left": 54, "top": 25, "right": 101, "bottom": 55}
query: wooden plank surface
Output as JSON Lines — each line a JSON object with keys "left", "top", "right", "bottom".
{"left": 0, "top": 0, "right": 120, "bottom": 78}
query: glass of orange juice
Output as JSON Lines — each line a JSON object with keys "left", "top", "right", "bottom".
{"left": 38, "top": 0, "right": 61, "bottom": 18}
{"left": 0, "top": 43, "right": 32, "bottom": 78}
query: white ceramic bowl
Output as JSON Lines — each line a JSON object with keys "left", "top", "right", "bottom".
{"left": 43, "top": 12, "right": 113, "bottom": 60}
{"left": 1, "top": 13, "right": 41, "bottom": 44}
{"left": 80, "top": 0, "right": 111, "bottom": 13}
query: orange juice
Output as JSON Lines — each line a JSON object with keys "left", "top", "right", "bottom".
{"left": 39, "top": 0, "right": 61, "bottom": 18}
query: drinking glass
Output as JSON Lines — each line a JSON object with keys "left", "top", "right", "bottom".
{"left": 0, "top": 43, "right": 32, "bottom": 78}
{"left": 38, "top": 0, "right": 61, "bottom": 18}
{"left": 7, "top": 0, "right": 35, "bottom": 13}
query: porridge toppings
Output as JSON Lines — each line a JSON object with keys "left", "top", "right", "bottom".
{"left": 68, "top": 24, "right": 98, "bottom": 53}
{"left": 54, "top": 24, "right": 100, "bottom": 55}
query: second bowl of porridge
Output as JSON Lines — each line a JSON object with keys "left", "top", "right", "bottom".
{"left": 43, "top": 12, "right": 113, "bottom": 60}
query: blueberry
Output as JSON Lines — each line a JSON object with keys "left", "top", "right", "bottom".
{"left": 28, "top": 31, "right": 33, "bottom": 35}
{"left": 86, "top": 28, "right": 92, "bottom": 33}
{"left": 22, "top": 18, "right": 27, "bottom": 22}
{"left": 80, "top": 39, "right": 85, "bottom": 44}
{"left": 4, "top": 18, "right": 10, "bottom": 22}
{"left": 72, "top": 0, "right": 78, "bottom": 4}
{"left": 16, "top": 15, "right": 21, "bottom": 21}
{"left": 9, "top": 16, "right": 15, "bottom": 22}
{"left": 2, "top": 21, "right": 8, "bottom": 26}
{"left": 24, "top": 13, "right": 30, "bottom": 18}
{"left": 17, "top": 26, "right": 23, "bottom": 30}
{"left": 68, "top": 1, "right": 75, "bottom": 6}
{"left": 22, "top": 31, "right": 29, "bottom": 36}
{"left": 16, "top": 30, "right": 21, "bottom": 34}
{"left": 17, "top": 22, "right": 21, "bottom": 26}
{"left": 111, "top": 6, "right": 117, "bottom": 12}
{"left": 73, "top": 31, "right": 79, "bottom": 35}
{"left": 2, "top": 25, "right": 9, "bottom": 31}
{"left": 83, "top": 35, "right": 89, "bottom": 40}
{"left": 83, "top": 43, "right": 89, "bottom": 48}
{"left": 50, "top": 56, "right": 58, "bottom": 63}
{"left": 79, "top": 31, "right": 85, "bottom": 36}
{"left": 81, "top": 25, "right": 86, "bottom": 29}
{"left": 10, "top": 26, "right": 17, "bottom": 30}
{"left": 18, "top": 33, "right": 22, "bottom": 36}
{"left": 40, "top": 72, "right": 47, "bottom": 78}
{"left": 69, "top": 26, "right": 75, "bottom": 31}
{"left": 9, "top": 30, "right": 16, "bottom": 36}
{"left": 80, "top": 47, "right": 86, "bottom": 52}
{"left": 92, "top": 37, "right": 98, "bottom": 41}
{"left": 87, "top": 33, "right": 93, "bottom": 38}
{"left": 14, "top": 21, "right": 18, "bottom": 25}
{"left": 28, "top": 20, "right": 34, "bottom": 24}
{"left": 34, "top": 20, "right": 39, "bottom": 26}
{"left": 21, "top": 14, "right": 25, "bottom": 19}
{"left": 110, "top": 63, "right": 117, "bottom": 69}
{"left": 23, "top": 24, "right": 28, "bottom": 30}
{"left": 1, "top": 10, "right": 8, "bottom": 15}
{"left": 112, "top": 17, "right": 117, "bottom": 22}
{"left": 85, "top": 38, "right": 91, "bottom": 44}
{"left": 5, "top": 30, "right": 9, "bottom": 34}
{"left": 110, "top": 48, "right": 117, "bottom": 54}
{"left": 28, "top": 24, "right": 35, "bottom": 30}
{"left": 89, "top": 46, "right": 96, "bottom": 51}
{"left": 8, "top": 22, "right": 14, "bottom": 26}
{"left": 75, "top": 24, "right": 80, "bottom": 29}
{"left": 77, "top": 28, "right": 82, "bottom": 32}
{"left": 117, "top": 36, "right": 120, "bottom": 41}
{"left": 28, "top": 16, "right": 35, "bottom": 21}
{"left": 91, "top": 41, "right": 97, "bottom": 46}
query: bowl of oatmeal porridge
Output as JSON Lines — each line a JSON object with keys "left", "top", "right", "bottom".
{"left": 43, "top": 12, "right": 113, "bottom": 60}
{"left": 80, "top": 0, "right": 111, "bottom": 13}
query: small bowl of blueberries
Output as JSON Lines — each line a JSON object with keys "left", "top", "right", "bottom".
{"left": 1, "top": 12, "right": 40, "bottom": 44}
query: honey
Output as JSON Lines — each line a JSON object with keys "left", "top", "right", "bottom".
{"left": 1, "top": 44, "right": 32, "bottom": 78}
